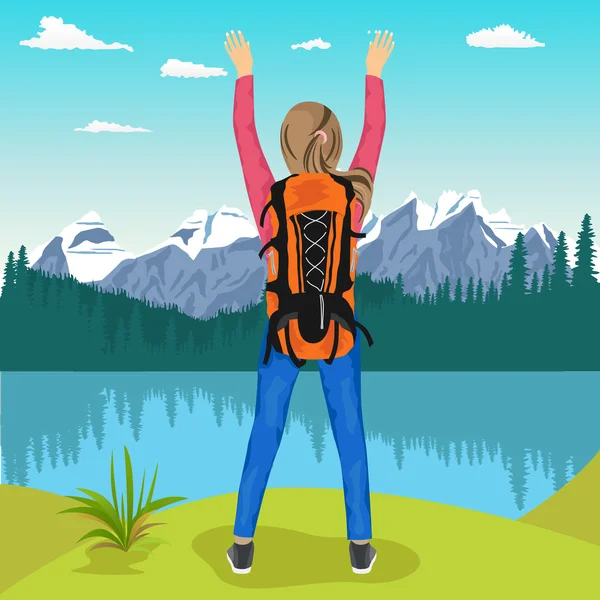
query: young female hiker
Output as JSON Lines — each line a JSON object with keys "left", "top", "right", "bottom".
{"left": 224, "top": 29, "right": 393, "bottom": 575}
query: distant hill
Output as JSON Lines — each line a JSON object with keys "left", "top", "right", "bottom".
{"left": 520, "top": 451, "right": 600, "bottom": 545}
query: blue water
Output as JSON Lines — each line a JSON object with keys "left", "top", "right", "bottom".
{"left": 1, "top": 371, "right": 599, "bottom": 520}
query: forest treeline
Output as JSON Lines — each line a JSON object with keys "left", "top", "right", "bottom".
{"left": 0, "top": 214, "right": 598, "bottom": 371}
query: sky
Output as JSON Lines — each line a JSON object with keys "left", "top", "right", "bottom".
{"left": 1, "top": 0, "right": 599, "bottom": 263}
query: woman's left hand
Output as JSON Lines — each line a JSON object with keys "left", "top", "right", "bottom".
{"left": 225, "top": 30, "right": 253, "bottom": 78}
{"left": 366, "top": 30, "right": 394, "bottom": 78}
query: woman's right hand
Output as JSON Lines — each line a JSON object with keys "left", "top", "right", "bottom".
{"left": 366, "top": 30, "right": 394, "bottom": 78}
{"left": 225, "top": 30, "right": 253, "bottom": 78}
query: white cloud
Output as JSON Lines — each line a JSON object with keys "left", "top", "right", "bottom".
{"left": 291, "top": 37, "right": 331, "bottom": 51}
{"left": 160, "top": 59, "right": 227, "bottom": 78}
{"left": 466, "top": 24, "right": 545, "bottom": 48}
{"left": 74, "top": 121, "right": 152, "bottom": 133}
{"left": 20, "top": 16, "right": 134, "bottom": 52}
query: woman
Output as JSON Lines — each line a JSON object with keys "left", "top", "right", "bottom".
{"left": 224, "top": 29, "right": 393, "bottom": 575}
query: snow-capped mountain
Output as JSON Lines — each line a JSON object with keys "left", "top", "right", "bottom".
{"left": 355, "top": 190, "right": 591, "bottom": 294}
{"left": 30, "top": 191, "right": 598, "bottom": 318}
{"left": 29, "top": 211, "right": 134, "bottom": 283}
{"left": 97, "top": 206, "right": 264, "bottom": 318}
{"left": 366, "top": 190, "right": 526, "bottom": 242}
{"left": 143, "top": 205, "right": 259, "bottom": 260}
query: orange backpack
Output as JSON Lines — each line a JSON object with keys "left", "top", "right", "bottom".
{"left": 258, "top": 172, "right": 374, "bottom": 367}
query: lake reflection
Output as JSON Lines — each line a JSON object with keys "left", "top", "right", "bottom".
{"left": 1, "top": 371, "right": 598, "bottom": 519}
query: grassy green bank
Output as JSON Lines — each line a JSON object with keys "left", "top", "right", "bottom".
{"left": 1, "top": 485, "right": 599, "bottom": 598}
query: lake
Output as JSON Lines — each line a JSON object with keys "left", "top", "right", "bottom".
{"left": 1, "top": 371, "right": 599, "bottom": 520}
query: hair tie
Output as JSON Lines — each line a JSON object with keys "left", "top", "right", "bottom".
{"left": 314, "top": 130, "right": 327, "bottom": 143}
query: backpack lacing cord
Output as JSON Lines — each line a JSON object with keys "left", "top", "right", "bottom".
{"left": 302, "top": 211, "right": 328, "bottom": 332}
{"left": 301, "top": 211, "right": 328, "bottom": 293}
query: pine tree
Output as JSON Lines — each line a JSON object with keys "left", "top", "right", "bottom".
{"left": 28, "top": 268, "right": 42, "bottom": 307}
{"left": 424, "top": 287, "right": 431, "bottom": 306}
{"left": 436, "top": 283, "right": 443, "bottom": 306}
{"left": 572, "top": 214, "right": 599, "bottom": 290}
{"left": 128, "top": 302, "right": 145, "bottom": 357}
{"left": 184, "top": 329, "right": 196, "bottom": 356}
{"left": 529, "top": 271, "right": 540, "bottom": 295}
{"left": 454, "top": 278, "right": 463, "bottom": 304}
{"left": 499, "top": 273, "right": 509, "bottom": 300}
{"left": 507, "top": 232, "right": 529, "bottom": 298}
{"left": 2, "top": 251, "right": 17, "bottom": 297}
{"left": 15, "top": 246, "right": 30, "bottom": 303}
{"left": 16, "top": 245, "right": 29, "bottom": 272}
{"left": 475, "top": 278, "right": 484, "bottom": 304}
{"left": 45, "top": 275, "right": 61, "bottom": 311}
{"left": 59, "top": 276, "right": 80, "bottom": 317}
{"left": 28, "top": 270, "right": 44, "bottom": 309}
{"left": 486, "top": 279, "right": 497, "bottom": 304}
{"left": 442, "top": 276, "right": 451, "bottom": 304}
{"left": 113, "top": 317, "right": 128, "bottom": 355}
{"left": 551, "top": 231, "right": 570, "bottom": 294}
{"left": 465, "top": 277, "right": 475, "bottom": 305}
{"left": 541, "top": 264, "right": 551, "bottom": 295}
{"left": 165, "top": 314, "right": 178, "bottom": 357}
{"left": 394, "top": 272, "right": 405, "bottom": 305}
{"left": 89, "top": 293, "right": 108, "bottom": 356}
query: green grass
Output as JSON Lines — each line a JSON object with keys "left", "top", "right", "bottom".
{"left": 58, "top": 446, "right": 186, "bottom": 552}
{"left": 1, "top": 487, "right": 599, "bottom": 598}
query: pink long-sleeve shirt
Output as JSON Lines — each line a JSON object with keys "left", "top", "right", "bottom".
{"left": 233, "top": 75, "right": 386, "bottom": 246}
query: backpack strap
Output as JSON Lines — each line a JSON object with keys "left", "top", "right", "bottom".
{"left": 262, "top": 309, "right": 284, "bottom": 365}
{"left": 262, "top": 309, "right": 306, "bottom": 368}
{"left": 258, "top": 240, "right": 276, "bottom": 260}
{"left": 260, "top": 199, "right": 275, "bottom": 228}
{"left": 324, "top": 320, "right": 340, "bottom": 365}
{"left": 284, "top": 322, "right": 306, "bottom": 368}
{"left": 354, "top": 320, "right": 374, "bottom": 346}
{"left": 259, "top": 175, "right": 298, "bottom": 290}
{"left": 327, "top": 174, "right": 356, "bottom": 295}
{"left": 263, "top": 337, "right": 273, "bottom": 365}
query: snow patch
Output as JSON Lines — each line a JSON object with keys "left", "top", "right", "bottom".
{"left": 144, "top": 205, "right": 258, "bottom": 259}
{"left": 30, "top": 211, "right": 134, "bottom": 282}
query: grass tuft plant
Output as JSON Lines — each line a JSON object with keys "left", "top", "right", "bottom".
{"left": 58, "top": 446, "right": 186, "bottom": 552}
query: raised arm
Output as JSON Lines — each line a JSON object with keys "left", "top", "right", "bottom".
{"left": 349, "top": 30, "right": 394, "bottom": 228}
{"left": 225, "top": 30, "right": 275, "bottom": 246}
{"left": 349, "top": 76, "right": 386, "bottom": 183}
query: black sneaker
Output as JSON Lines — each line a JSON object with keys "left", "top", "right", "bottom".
{"left": 349, "top": 541, "right": 377, "bottom": 574}
{"left": 226, "top": 541, "right": 254, "bottom": 575}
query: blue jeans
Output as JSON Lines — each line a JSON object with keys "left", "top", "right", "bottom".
{"left": 233, "top": 326, "right": 372, "bottom": 540}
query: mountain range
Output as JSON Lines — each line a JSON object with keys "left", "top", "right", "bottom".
{"left": 29, "top": 191, "right": 597, "bottom": 318}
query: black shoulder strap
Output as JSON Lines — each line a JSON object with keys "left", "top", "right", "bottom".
{"left": 262, "top": 311, "right": 284, "bottom": 365}
{"left": 284, "top": 323, "right": 306, "bottom": 368}
{"left": 325, "top": 174, "right": 355, "bottom": 294}
{"left": 324, "top": 321, "right": 340, "bottom": 365}
{"left": 328, "top": 173, "right": 356, "bottom": 202}
{"left": 259, "top": 175, "right": 299, "bottom": 299}
{"left": 355, "top": 320, "right": 374, "bottom": 346}
{"left": 260, "top": 199, "right": 275, "bottom": 228}
{"left": 258, "top": 240, "right": 275, "bottom": 260}
{"left": 261, "top": 175, "right": 296, "bottom": 232}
